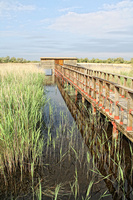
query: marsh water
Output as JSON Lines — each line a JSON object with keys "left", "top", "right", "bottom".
{"left": 1, "top": 74, "right": 133, "bottom": 200}
{"left": 41, "top": 75, "right": 133, "bottom": 200}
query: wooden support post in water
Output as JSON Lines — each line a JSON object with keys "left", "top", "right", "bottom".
{"left": 75, "top": 90, "right": 78, "bottom": 102}
{"left": 112, "top": 121, "right": 118, "bottom": 139}
{"left": 82, "top": 96, "right": 85, "bottom": 103}
{"left": 92, "top": 103, "right": 96, "bottom": 114}
{"left": 62, "top": 77, "right": 64, "bottom": 86}
{"left": 82, "top": 95, "right": 85, "bottom": 112}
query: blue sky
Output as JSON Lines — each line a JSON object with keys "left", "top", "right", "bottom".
{"left": 0, "top": 0, "right": 133, "bottom": 60}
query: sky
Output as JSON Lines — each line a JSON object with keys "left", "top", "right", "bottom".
{"left": 0, "top": 0, "right": 133, "bottom": 61}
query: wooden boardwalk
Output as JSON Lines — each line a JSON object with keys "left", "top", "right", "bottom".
{"left": 55, "top": 63, "right": 133, "bottom": 142}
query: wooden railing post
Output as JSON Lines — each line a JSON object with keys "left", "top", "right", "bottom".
{"left": 73, "top": 70, "right": 75, "bottom": 83}
{"left": 107, "top": 73, "right": 110, "bottom": 81}
{"left": 105, "top": 82, "right": 110, "bottom": 112}
{"left": 114, "top": 86, "right": 119, "bottom": 120}
{"left": 89, "top": 77, "right": 92, "bottom": 98}
{"left": 104, "top": 73, "right": 106, "bottom": 80}
{"left": 103, "top": 73, "right": 106, "bottom": 89}
{"left": 84, "top": 68, "right": 87, "bottom": 74}
{"left": 109, "top": 100, "right": 113, "bottom": 116}
{"left": 93, "top": 77, "right": 96, "bottom": 101}
{"left": 131, "top": 79, "right": 133, "bottom": 89}
{"left": 72, "top": 70, "right": 74, "bottom": 83}
{"left": 76, "top": 72, "right": 78, "bottom": 86}
{"left": 64, "top": 67, "right": 66, "bottom": 77}
{"left": 84, "top": 75, "right": 87, "bottom": 93}
{"left": 120, "top": 108, "right": 124, "bottom": 125}
{"left": 62, "top": 66, "right": 64, "bottom": 85}
{"left": 80, "top": 74, "right": 83, "bottom": 89}
{"left": 69, "top": 68, "right": 70, "bottom": 79}
{"left": 112, "top": 74, "right": 115, "bottom": 82}
{"left": 124, "top": 77, "right": 128, "bottom": 98}
{"left": 98, "top": 80, "right": 103, "bottom": 107}
{"left": 111, "top": 74, "right": 115, "bottom": 93}
{"left": 82, "top": 74, "right": 84, "bottom": 90}
{"left": 86, "top": 75, "right": 89, "bottom": 95}
{"left": 117, "top": 76, "right": 121, "bottom": 84}
{"left": 124, "top": 77, "right": 127, "bottom": 87}
{"left": 127, "top": 92, "right": 133, "bottom": 131}
{"left": 78, "top": 73, "right": 81, "bottom": 88}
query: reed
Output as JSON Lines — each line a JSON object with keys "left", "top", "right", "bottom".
{"left": 0, "top": 67, "right": 45, "bottom": 182}
{"left": 36, "top": 178, "right": 42, "bottom": 200}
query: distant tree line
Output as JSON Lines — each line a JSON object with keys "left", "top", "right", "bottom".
{"left": 77, "top": 57, "right": 133, "bottom": 64}
{"left": 0, "top": 56, "right": 39, "bottom": 63}
{"left": 1, "top": 56, "right": 133, "bottom": 65}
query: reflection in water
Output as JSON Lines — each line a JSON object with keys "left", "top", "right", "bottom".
{"left": 1, "top": 74, "right": 132, "bottom": 199}
{"left": 42, "top": 75, "right": 133, "bottom": 200}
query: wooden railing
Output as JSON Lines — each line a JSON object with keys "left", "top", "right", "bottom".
{"left": 55, "top": 64, "right": 133, "bottom": 142}
{"left": 65, "top": 64, "right": 133, "bottom": 90}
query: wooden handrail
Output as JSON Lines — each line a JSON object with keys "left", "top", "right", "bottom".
{"left": 55, "top": 63, "right": 133, "bottom": 141}
{"left": 62, "top": 64, "right": 133, "bottom": 92}
{"left": 64, "top": 63, "right": 133, "bottom": 89}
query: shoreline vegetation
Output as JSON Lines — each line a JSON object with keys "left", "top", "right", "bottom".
{"left": 0, "top": 64, "right": 45, "bottom": 198}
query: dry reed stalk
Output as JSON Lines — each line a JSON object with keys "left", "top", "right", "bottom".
{"left": 0, "top": 63, "right": 44, "bottom": 77}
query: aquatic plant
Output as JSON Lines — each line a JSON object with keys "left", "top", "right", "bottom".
{"left": 0, "top": 70, "right": 45, "bottom": 183}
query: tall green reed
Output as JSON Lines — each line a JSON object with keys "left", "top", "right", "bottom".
{"left": 0, "top": 72, "right": 45, "bottom": 179}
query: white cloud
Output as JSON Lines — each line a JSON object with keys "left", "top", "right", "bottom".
{"left": 48, "top": 0, "right": 133, "bottom": 38}
{"left": 58, "top": 6, "right": 81, "bottom": 12}
{"left": 103, "top": 0, "right": 133, "bottom": 10}
{"left": 0, "top": 1, "right": 35, "bottom": 17}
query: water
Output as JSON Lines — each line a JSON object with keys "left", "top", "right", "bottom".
{"left": 1, "top": 74, "right": 133, "bottom": 199}
{"left": 41, "top": 75, "right": 133, "bottom": 200}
